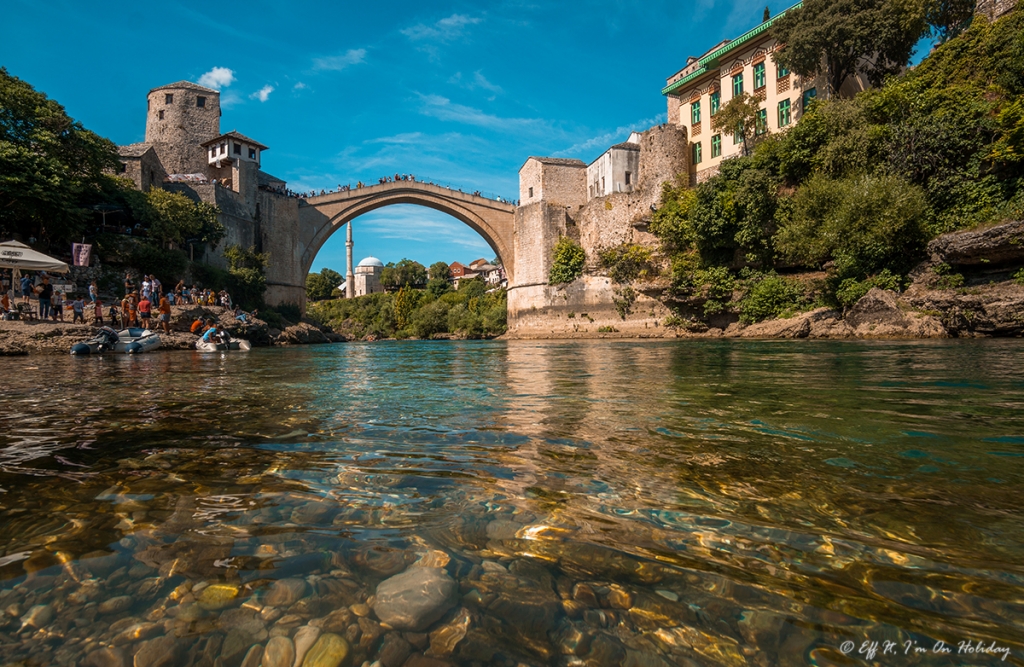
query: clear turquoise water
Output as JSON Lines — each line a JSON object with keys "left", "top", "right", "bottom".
{"left": 0, "top": 340, "right": 1022, "bottom": 665}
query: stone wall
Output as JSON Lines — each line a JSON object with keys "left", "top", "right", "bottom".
{"left": 519, "top": 159, "right": 587, "bottom": 209}
{"left": 506, "top": 276, "right": 673, "bottom": 338}
{"left": 508, "top": 124, "right": 689, "bottom": 335}
{"left": 121, "top": 149, "right": 166, "bottom": 193}
{"left": 145, "top": 84, "right": 221, "bottom": 175}
{"left": 511, "top": 203, "right": 571, "bottom": 289}
{"left": 260, "top": 191, "right": 304, "bottom": 310}
{"left": 976, "top": 0, "right": 1018, "bottom": 20}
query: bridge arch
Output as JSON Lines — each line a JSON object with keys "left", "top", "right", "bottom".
{"left": 298, "top": 182, "right": 516, "bottom": 283}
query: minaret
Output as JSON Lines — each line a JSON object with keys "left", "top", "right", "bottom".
{"left": 345, "top": 221, "right": 354, "bottom": 299}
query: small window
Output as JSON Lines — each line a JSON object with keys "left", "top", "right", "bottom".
{"left": 756, "top": 108, "right": 768, "bottom": 135}
{"left": 777, "top": 64, "right": 790, "bottom": 78}
{"left": 802, "top": 87, "right": 817, "bottom": 110}
{"left": 197, "top": 96, "right": 206, "bottom": 108}
{"left": 778, "top": 99, "right": 791, "bottom": 127}
{"left": 158, "top": 110, "right": 164, "bottom": 120}
{"left": 528, "top": 187, "right": 533, "bottom": 198}
{"left": 220, "top": 143, "right": 226, "bottom": 154}
{"left": 147, "top": 99, "right": 150, "bottom": 110}
{"left": 692, "top": 142, "right": 702, "bottom": 165}
{"left": 601, "top": 177, "right": 605, "bottom": 192}
{"left": 165, "top": 93, "right": 173, "bottom": 104}
{"left": 711, "top": 134, "right": 722, "bottom": 158}
{"left": 233, "top": 143, "right": 242, "bottom": 155}
{"left": 249, "top": 148, "right": 257, "bottom": 160}
{"left": 733, "top": 124, "right": 743, "bottom": 145}
{"left": 754, "top": 62, "right": 766, "bottom": 89}
{"left": 732, "top": 73, "right": 743, "bottom": 98}
{"left": 210, "top": 147, "right": 216, "bottom": 157}
{"left": 710, "top": 91, "right": 721, "bottom": 116}
{"left": 118, "top": 162, "right": 127, "bottom": 173}
{"left": 625, "top": 171, "right": 632, "bottom": 186}
{"left": 690, "top": 100, "right": 701, "bottom": 125}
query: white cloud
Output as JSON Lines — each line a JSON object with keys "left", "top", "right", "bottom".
{"left": 472, "top": 71, "right": 503, "bottom": 95}
{"left": 402, "top": 14, "right": 482, "bottom": 42}
{"left": 197, "top": 66, "right": 235, "bottom": 90}
{"left": 220, "top": 90, "right": 243, "bottom": 109}
{"left": 556, "top": 113, "right": 668, "bottom": 157}
{"left": 418, "top": 94, "right": 540, "bottom": 130}
{"left": 449, "top": 71, "right": 504, "bottom": 97}
{"left": 250, "top": 85, "right": 274, "bottom": 102}
{"left": 293, "top": 82, "right": 307, "bottom": 90}
{"left": 313, "top": 49, "right": 367, "bottom": 71}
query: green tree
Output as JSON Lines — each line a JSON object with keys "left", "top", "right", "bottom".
{"left": 306, "top": 267, "right": 344, "bottom": 301}
{"left": 144, "top": 188, "right": 223, "bottom": 248}
{"left": 778, "top": 173, "right": 929, "bottom": 280}
{"left": 426, "top": 261, "right": 452, "bottom": 298}
{"left": 548, "top": 236, "right": 586, "bottom": 284}
{"left": 224, "top": 245, "right": 270, "bottom": 310}
{"left": 924, "top": 0, "right": 975, "bottom": 42}
{"left": 711, "top": 93, "right": 764, "bottom": 157}
{"left": 0, "top": 67, "right": 121, "bottom": 246}
{"left": 771, "top": 0, "right": 927, "bottom": 96}
{"left": 381, "top": 258, "right": 427, "bottom": 290}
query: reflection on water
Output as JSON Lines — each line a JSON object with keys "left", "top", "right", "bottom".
{"left": 1, "top": 340, "right": 1023, "bottom": 666}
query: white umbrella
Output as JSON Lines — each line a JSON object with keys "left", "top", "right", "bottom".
{"left": 0, "top": 240, "right": 70, "bottom": 272}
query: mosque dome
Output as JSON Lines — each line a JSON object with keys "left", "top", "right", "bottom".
{"left": 357, "top": 256, "right": 384, "bottom": 268}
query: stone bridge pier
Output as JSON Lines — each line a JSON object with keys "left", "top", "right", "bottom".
{"left": 260, "top": 181, "right": 516, "bottom": 311}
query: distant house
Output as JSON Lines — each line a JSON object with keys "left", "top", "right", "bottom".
{"left": 449, "top": 260, "right": 506, "bottom": 289}
{"left": 449, "top": 262, "right": 469, "bottom": 279}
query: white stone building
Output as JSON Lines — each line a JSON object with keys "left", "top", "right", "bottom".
{"left": 586, "top": 133, "right": 641, "bottom": 200}
{"left": 354, "top": 257, "right": 384, "bottom": 297}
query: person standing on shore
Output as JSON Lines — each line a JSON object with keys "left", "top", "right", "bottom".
{"left": 51, "top": 289, "right": 63, "bottom": 322}
{"left": 94, "top": 299, "right": 104, "bottom": 326}
{"left": 36, "top": 276, "right": 52, "bottom": 319}
{"left": 138, "top": 294, "right": 152, "bottom": 329}
{"left": 88, "top": 281, "right": 97, "bottom": 304}
{"left": 71, "top": 295, "right": 85, "bottom": 324}
{"left": 20, "top": 274, "right": 32, "bottom": 304}
{"left": 158, "top": 292, "right": 171, "bottom": 334}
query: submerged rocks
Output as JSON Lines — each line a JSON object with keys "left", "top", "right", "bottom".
{"left": 264, "top": 578, "right": 309, "bottom": 607}
{"left": 301, "top": 632, "right": 350, "bottom": 667}
{"left": 261, "top": 635, "right": 295, "bottom": 667}
{"left": 372, "top": 567, "right": 457, "bottom": 631}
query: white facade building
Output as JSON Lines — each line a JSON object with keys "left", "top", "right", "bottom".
{"left": 586, "top": 132, "right": 641, "bottom": 200}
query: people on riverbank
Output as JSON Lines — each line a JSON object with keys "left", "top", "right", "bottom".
{"left": 36, "top": 276, "right": 52, "bottom": 319}
{"left": 71, "top": 295, "right": 85, "bottom": 324}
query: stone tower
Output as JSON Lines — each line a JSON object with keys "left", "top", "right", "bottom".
{"left": 144, "top": 81, "right": 221, "bottom": 175}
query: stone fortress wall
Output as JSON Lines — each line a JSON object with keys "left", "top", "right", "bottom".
{"left": 507, "top": 124, "right": 689, "bottom": 337}
{"left": 144, "top": 83, "right": 221, "bottom": 175}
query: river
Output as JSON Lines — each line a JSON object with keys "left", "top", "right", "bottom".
{"left": 0, "top": 340, "right": 1022, "bottom": 666}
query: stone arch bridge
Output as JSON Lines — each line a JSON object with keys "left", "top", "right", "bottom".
{"left": 262, "top": 181, "right": 515, "bottom": 307}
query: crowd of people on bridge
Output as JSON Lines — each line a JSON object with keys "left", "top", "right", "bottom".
{"left": 258, "top": 174, "right": 518, "bottom": 205}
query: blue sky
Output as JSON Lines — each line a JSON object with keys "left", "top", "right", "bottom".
{"left": 1, "top": 0, "right": 900, "bottom": 273}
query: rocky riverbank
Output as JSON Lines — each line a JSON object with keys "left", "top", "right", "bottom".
{"left": 506, "top": 220, "right": 1024, "bottom": 340}
{"left": 0, "top": 306, "right": 345, "bottom": 356}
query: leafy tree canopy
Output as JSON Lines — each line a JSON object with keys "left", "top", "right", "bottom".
{"left": 381, "top": 258, "right": 427, "bottom": 289}
{"left": 306, "top": 267, "right": 344, "bottom": 301}
{"left": 711, "top": 93, "right": 765, "bottom": 157}
{"left": 0, "top": 67, "right": 121, "bottom": 246}
{"left": 771, "top": 0, "right": 927, "bottom": 96}
{"left": 144, "top": 188, "right": 223, "bottom": 248}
